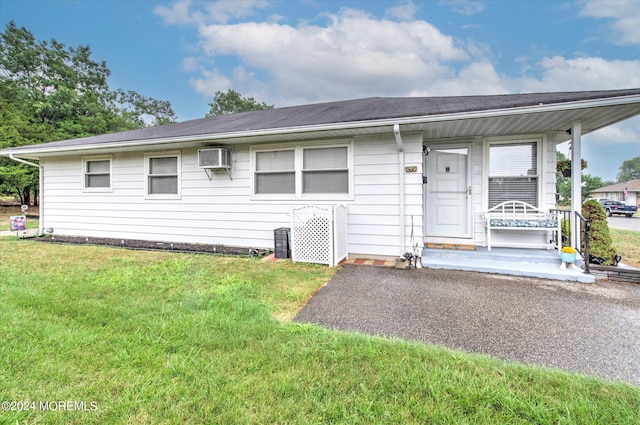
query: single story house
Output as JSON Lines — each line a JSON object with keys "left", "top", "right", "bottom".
{"left": 590, "top": 179, "right": 640, "bottom": 206}
{"left": 3, "top": 89, "right": 640, "bottom": 263}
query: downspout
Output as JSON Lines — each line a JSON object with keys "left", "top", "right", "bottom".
{"left": 9, "top": 154, "right": 43, "bottom": 236}
{"left": 394, "top": 124, "right": 405, "bottom": 255}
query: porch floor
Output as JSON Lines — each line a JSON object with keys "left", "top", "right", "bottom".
{"left": 421, "top": 246, "right": 596, "bottom": 283}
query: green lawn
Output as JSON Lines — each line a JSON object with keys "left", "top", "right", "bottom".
{"left": 610, "top": 228, "right": 640, "bottom": 268}
{"left": 1, "top": 240, "right": 638, "bottom": 424}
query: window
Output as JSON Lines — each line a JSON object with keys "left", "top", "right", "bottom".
{"left": 255, "top": 149, "right": 295, "bottom": 194}
{"left": 488, "top": 141, "right": 538, "bottom": 207}
{"left": 253, "top": 143, "right": 351, "bottom": 198}
{"left": 83, "top": 157, "right": 112, "bottom": 191}
{"left": 303, "top": 147, "right": 349, "bottom": 194}
{"left": 145, "top": 152, "right": 181, "bottom": 198}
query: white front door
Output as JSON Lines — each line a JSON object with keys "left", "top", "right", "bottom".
{"left": 424, "top": 144, "right": 471, "bottom": 238}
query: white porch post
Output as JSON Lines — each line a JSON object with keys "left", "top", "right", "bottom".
{"left": 570, "top": 120, "right": 582, "bottom": 250}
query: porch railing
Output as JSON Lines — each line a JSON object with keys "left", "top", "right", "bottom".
{"left": 550, "top": 209, "right": 591, "bottom": 274}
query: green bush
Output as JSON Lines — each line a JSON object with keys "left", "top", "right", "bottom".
{"left": 582, "top": 200, "right": 617, "bottom": 266}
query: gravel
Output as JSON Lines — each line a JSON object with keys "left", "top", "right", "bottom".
{"left": 295, "top": 265, "right": 640, "bottom": 386}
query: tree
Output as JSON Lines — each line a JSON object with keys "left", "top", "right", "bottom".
{"left": 0, "top": 21, "right": 177, "bottom": 204}
{"left": 616, "top": 156, "right": 640, "bottom": 182}
{"left": 206, "top": 89, "right": 273, "bottom": 117}
{"left": 112, "top": 89, "right": 177, "bottom": 127}
{"left": 582, "top": 200, "right": 617, "bottom": 266}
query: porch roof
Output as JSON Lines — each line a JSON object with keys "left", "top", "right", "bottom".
{"left": 3, "top": 88, "right": 640, "bottom": 157}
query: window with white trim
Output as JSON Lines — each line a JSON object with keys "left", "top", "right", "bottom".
{"left": 303, "top": 146, "right": 349, "bottom": 194}
{"left": 83, "top": 157, "right": 112, "bottom": 191}
{"left": 253, "top": 144, "right": 351, "bottom": 198}
{"left": 255, "top": 149, "right": 295, "bottom": 194}
{"left": 145, "top": 152, "right": 181, "bottom": 198}
{"left": 488, "top": 141, "right": 538, "bottom": 207}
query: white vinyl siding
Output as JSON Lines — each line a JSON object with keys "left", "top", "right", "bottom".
{"left": 83, "top": 156, "right": 112, "bottom": 191}
{"left": 488, "top": 141, "right": 539, "bottom": 207}
{"left": 38, "top": 135, "right": 422, "bottom": 258}
{"left": 145, "top": 152, "right": 181, "bottom": 199}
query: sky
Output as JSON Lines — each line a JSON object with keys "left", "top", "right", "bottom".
{"left": 1, "top": 0, "right": 640, "bottom": 182}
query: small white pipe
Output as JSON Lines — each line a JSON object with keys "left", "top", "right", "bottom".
{"left": 9, "top": 154, "right": 44, "bottom": 236}
{"left": 394, "top": 124, "right": 406, "bottom": 255}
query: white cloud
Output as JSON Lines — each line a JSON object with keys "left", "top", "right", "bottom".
{"left": 163, "top": 0, "right": 639, "bottom": 115}
{"left": 385, "top": 1, "right": 420, "bottom": 21}
{"left": 578, "top": 0, "right": 640, "bottom": 44}
{"left": 154, "top": 0, "right": 204, "bottom": 25}
{"left": 180, "top": 56, "right": 203, "bottom": 72}
{"left": 154, "top": 0, "right": 269, "bottom": 25}
{"left": 191, "top": 8, "right": 469, "bottom": 103}
{"left": 189, "top": 68, "right": 232, "bottom": 96}
{"left": 419, "top": 61, "right": 508, "bottom": 96}
{"left": 585, "top": 116, "right": 640, "bottom": 145}
{"left": 204, "top": 0, "right": 269, "bottom": 24}
{"left": 442, "top": 0, "right": 485, "bottom": 16}
{"left": 515, "top": 56, "right": 640, "bottom": 93}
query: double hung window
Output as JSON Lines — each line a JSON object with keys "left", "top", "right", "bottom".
{"left": 488, "top": 140, "right": 539, "bottom": 207}
{"left": 83, "top": 157, "right": 112, "bottom": 191}
{"left": 145, "top": 152, "right": 181, "bottom": 198}
{"left": 253, "top": 144, "right": 351, "bottom": 198}
{"left": 255, "top": 150, "right": 295, "bottom": 194}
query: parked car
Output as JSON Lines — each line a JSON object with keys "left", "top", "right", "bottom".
{"left": 598, "top": 199, "right": 638, "bottom": 217}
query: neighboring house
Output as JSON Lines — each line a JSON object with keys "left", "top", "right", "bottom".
{"left": 2, "top": 89, "right": 640, "bottom": 260}
{"left": 590, "top": 179, "right": 640, "bottom": 206}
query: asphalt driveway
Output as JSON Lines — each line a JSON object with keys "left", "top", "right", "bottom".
{"left": 294, "top": 265, "right": 640, "bottom": 386}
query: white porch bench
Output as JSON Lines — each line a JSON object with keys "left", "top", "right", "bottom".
{"left": 483, "top": 201, "right": 559, "bottom": 251}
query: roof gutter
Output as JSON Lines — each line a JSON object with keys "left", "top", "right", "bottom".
{"left": 4, "top": 94, "right": 640, "bottom": 158}
{"left": 8, "top": 154, "right": 44, "bottom": 236}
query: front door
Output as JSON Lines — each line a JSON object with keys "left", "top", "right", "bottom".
{"left": 424, "top": 144, "right": 471, "bottom": 238}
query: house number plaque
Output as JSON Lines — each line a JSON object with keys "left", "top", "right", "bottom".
{"left": 405, "top": 166, "right": 417, "bottom": 173}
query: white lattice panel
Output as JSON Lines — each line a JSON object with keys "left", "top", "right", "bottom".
{"left": 291, "top": 205, "right": 348, "bottom": 266}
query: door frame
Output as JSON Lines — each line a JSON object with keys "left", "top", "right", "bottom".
{"left": 423, "top": 141, "right": 473, "bottom": 240}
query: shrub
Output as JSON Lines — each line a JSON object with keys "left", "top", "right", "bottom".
{"left": 582, "top": 200, "right": 617, "bottom": 266}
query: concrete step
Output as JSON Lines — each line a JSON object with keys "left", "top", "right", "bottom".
{"left": 421, "top": 247, "right": 595, "bottom": 283}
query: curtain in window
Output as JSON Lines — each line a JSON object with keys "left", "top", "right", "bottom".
{"left": 148, "top": 157, "right": 178, "bottom": 194}
{"left": 85, "top": 160, "right": 110, "bottom": 188}
{"left": 488, "top": 142, "right": 538, "bottom": 207}
{"left": 255, "top": 150, "right": 295, "bottom": 194}
{"left": 302, "top": 147, "right": 348, "bottom": 194}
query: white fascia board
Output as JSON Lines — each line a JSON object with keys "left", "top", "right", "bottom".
{"left": 3, "top": 94, "right": 640, "bottom": 158}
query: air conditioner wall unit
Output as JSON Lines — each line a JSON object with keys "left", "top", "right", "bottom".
{"left": 198, "top": 148, "right": 232, "bottom": 169}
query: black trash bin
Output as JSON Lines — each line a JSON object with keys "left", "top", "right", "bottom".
{"left": 274, "top": 227, "right": 290, "bottom": 259}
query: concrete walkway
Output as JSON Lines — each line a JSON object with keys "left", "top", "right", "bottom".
{"left": 0, "top": 228, "right": 40, "bottom": 238}
{"left": 295, "top": 265, "right": 640, "bottom": 386}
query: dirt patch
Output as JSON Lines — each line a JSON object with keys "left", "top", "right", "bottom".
{"left": 35, "top": 235, "right": 271, "bottom": 257}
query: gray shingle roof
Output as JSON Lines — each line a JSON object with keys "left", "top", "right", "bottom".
{"left": 590, "top": 179, "right": 640, "bottom": 193}
{"left": 5, "top": 88, "right": 640, "bottom": 153}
